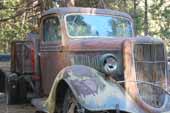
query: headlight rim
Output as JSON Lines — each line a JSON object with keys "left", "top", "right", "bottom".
{"left": 100, "top": 53, "right": 118, "bottom": 75}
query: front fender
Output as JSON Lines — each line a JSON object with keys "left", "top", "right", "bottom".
{"left": 46, "top": 65, "right": 145, "bottom": 113}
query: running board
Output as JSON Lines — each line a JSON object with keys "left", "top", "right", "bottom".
{"left": 31, "top": 98, "right": 48, "bottom": 113}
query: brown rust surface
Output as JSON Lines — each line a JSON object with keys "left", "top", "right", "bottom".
{"left": 66, "top": 38, "right": 124, "bottom": 51}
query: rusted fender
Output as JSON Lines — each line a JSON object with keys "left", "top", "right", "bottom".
{"left": 45, "top": 65, "right": 145, "bottom": 113}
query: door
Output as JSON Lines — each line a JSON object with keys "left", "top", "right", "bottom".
{"left": 40, "top": 15, "right": 64, "bottom": 95}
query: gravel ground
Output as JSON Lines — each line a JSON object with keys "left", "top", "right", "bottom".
{"left": 0, "top": 93, "right": 36, "bottom": 113}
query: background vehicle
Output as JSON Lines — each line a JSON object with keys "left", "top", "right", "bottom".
{"left": 0, "top": 54, "right": 10, "bottom": 93}
{"left": 5, "top": 7, "right": 170, "bottom": 113}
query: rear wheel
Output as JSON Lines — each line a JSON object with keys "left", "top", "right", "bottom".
{"left": 5, "top": 73, "right": 18, "bottom": 105}
{"left": 5, "top": 73, "right": 29, "bottom": 105}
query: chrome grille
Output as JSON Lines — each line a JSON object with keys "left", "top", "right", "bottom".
{"left": 134, "top": 44, "right": 166, "bottom": 108}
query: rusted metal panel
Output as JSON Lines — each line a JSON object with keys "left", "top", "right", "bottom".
{"left": 66, "top": 38, "right": 124, "bottom": 51}
{"left": 40, "top": 38, "right": 126, "bottom": 95}
{"left": 40, "top": 42, "right": 69, "bottom": 95}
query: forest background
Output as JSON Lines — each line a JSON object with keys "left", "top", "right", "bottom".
{"left": 0, "top": 0, "right": 170, "bottom": 53}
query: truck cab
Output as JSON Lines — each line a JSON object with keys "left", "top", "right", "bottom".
{"left": 7, "top": 7, "right": 170, "bottom": 113}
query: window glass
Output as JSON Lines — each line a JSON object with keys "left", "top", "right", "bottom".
{"left": 43, "top": 17, "right": 61, "bottom": 41}
{"left": 66, "top": 14, "right": 132, "bottom": 38}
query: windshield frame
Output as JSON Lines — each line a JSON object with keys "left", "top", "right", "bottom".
{"left": 64, "top": 13, "right": 134, "bottom": 39}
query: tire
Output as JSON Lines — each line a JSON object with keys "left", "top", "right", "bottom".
{"left": 62, "top": 89, "right": 85, "bottom": 113}
{"left": 5, "top": 73, "right": 18, "bottom": 105}
{"left": 17, "top": 77, "right": 28, "bottom": 104}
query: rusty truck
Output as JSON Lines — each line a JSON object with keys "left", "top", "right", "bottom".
{"left": 2, "top": 7, "right": 170, "bottom": 113}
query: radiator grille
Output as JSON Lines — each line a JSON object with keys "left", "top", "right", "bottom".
{"left": 134, "top": 44, "right": 167, "bottom": 108}
{"left": 70, "top": 54, "right": 101, "bottom": 70}
{"left": 69, "top": 51, "right": 122, "bottom": 73}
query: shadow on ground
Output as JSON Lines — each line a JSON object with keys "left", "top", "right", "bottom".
{"left": 0, "top": 93, "right": 36, "bottom": 113}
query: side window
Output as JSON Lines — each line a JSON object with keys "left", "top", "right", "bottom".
{"left": 43, "top": 17, "right": 61, "bottom": 42}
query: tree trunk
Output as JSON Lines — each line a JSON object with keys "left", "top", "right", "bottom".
{"left": 97, "top": 0, "right": 107, "bottom": 8}
{"left": 123, "top": 0, "right": 127, "bottom": 11}
{"left": 65, "top": 0, "right": 75, "bottom": 7}
{"left": 133, "top": 0, "right": 137, "bottom": 36}
{"left": 144, "top": 0, "right": 148, "bottom": 36}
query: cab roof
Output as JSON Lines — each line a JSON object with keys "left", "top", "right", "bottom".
{"left": 42, "top": 7, "right": 133, "bottom": 20}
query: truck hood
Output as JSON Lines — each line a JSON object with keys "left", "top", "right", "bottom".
{"left": 65, "top": 36, "right": 163, "bottom": 52}
{"left": 66, "top": 38, "right": 128, "bottom": 51}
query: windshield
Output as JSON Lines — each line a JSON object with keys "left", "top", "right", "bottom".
{"left": 66, "top": 14, "right": 133, "bottom": 38}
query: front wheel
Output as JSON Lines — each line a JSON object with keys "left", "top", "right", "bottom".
{"left": 62, "top": 89, "right": 126, "bottom": 113}
{"left": 62, "top": 89, "right": 85, "bottom": 113}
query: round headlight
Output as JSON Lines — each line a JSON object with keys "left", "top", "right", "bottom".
{"left": 100, "top": 54, "right": 118, "bottom": 74}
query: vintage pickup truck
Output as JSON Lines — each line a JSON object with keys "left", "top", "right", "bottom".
{"left": 3, "top": 7, "right": 170, "bottom": 113}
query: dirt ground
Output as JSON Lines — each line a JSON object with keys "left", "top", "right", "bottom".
{"left": 0, "top": 93, "right": 36, "bottom": 113}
